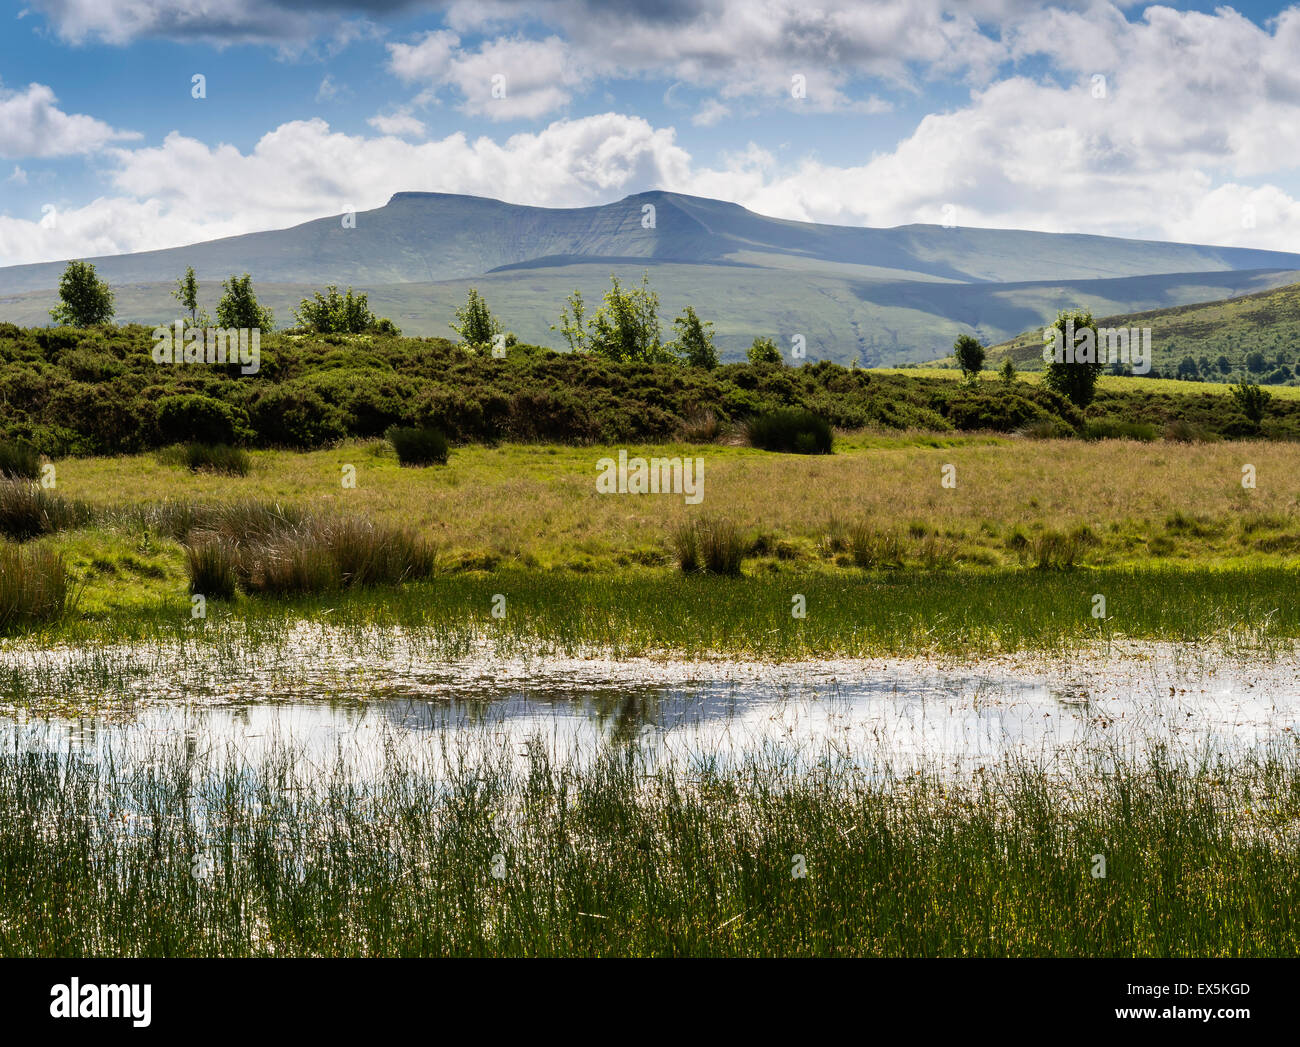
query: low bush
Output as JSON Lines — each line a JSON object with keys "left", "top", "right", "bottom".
{"left": 746, "top": 408, "right": 833, "bottom": 454}
{"left": 0, "top": 440, "right": 39, "bottom": 481}
{"left": 388, "top": 425, "right": 450, "bottom": 466}
{"left": 1081, "top": 419, "right": 1158, "bottom": 441}
{"left": 156, "top": 394, "right": 251, "bottom": 446}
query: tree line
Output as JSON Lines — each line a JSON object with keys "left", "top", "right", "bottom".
{"left": 44, "top": 260, "right": 801, "bottom": 367}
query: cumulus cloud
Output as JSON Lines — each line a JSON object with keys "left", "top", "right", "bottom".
{"left": 0, "top": 113, "right": 692, "bottom": 263}
{"left": 0, "top": 82, "right": 139, "bottom": 158}
{"left": 389, "top": 32, "right": 581, "bottom": 120}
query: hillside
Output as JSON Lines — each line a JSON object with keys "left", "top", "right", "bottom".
{"left": 4, "top": 191, "right": 1300, "bottom": 364}
{"left": 985, "top": 281, "right": 1300, "bottom": 385}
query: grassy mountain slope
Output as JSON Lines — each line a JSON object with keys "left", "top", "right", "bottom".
{"left": 5, "top": 190, "right": 1300, "bottom": 364}
{"left": 985, "top": 280, "right": 1300, "bottom": 384}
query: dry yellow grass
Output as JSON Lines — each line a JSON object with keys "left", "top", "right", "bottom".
{"left": 49, "top": 435, "right": 1300, "bottom": 569}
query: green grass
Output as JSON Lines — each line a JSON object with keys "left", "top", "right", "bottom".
{"left": 6, "top": 565, "right": 1296, "bottom": 663}
{"left": 3, "top": 731, "right": 1298, "bottom": 956}
{"left": 0, "top": 544, "right": 71, "bottom": 634}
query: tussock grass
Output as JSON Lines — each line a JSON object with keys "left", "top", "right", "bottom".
{"left": 0, "top": 479, "right": 93, "bottom": 542}
{"left": 2, "top": 733, "right": 1298, "bottom": 956}
{"left": 847, "top": 523, "right": 903, "bottom": 568}
{"left": 671, "top": 516, "right": 745, "bottom": 575}
{"left": 179, "top": 443, "right": 252, "bottom": 476}
{"left": 0, "top": 544, "right": 71, "bottom": 634}
{"left": 182, "top": 504, "right": 436, "bottom": 597}
{"left": 185, "top": 540, "right": 239, "bottom": 600}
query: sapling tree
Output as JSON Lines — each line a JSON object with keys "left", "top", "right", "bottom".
{"left": 49, "top": 260, "right": 115, "bottom": 327}
{"left": 953, "top": 334, "right": 985, "bottom": 382}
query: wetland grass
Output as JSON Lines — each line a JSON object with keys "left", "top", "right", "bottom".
{"left": 1, "top": 731, "right": 1297, "bottom": 957}
{"left": 0, "top": 545, "right": 71, "bottom": 634}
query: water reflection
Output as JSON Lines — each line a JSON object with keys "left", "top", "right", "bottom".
{"left": 5, "top": 653, "right": 1300, "bottom": 779}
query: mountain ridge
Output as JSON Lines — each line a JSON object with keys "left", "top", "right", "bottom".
{"left": 3, "top": 190, "right": 1298, "bottom": 364}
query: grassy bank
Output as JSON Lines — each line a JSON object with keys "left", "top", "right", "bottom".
{"left": 2, "top": 567, "right": 1295, "bottom": 672}
{"left": 2, "top": 733, "right": 1297, "bottom": 957}
{"left": 0, "top": 433, "right": 1295, "bottom": 654}
{"left": 31, "top": 436, "right": 1300, "bottom": 574}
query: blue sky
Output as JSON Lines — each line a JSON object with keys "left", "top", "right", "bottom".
{"left": 2, "top": 1, "right": 1299, "bottom": 265}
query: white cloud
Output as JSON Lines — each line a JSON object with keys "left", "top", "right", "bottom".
{"left": 387, "top": 29, "right": 461, "bottom": 82}
{"left": 367, "top": 111, "right": 428, "bottom": 137}
{"left": 316, "top": 75, "right": 349, "bottom": 103}
{"left": 691, "top": 99, "right": 730, "bottom": 128}
{"left": 389, "top": 33, "right": 581, "bottom": 120}
{"left": 0, "top": 113, "right": 693, "bottom": 264}
{"left": 444, "top": 0, "right": 1017, "bottom": 101}
{"left": 27, "top": 0, "right": 356, "bottom": 46}
{"left": 6, "top": 165, "right": 27, "bottom": 185}
{"left": 7, "top": 4, "right": 1300, "bottom": 262}
{"left": 0, "top": 82, "right": 139, "bottom": 159}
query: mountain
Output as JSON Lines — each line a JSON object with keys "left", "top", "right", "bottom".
{"left": 3, "top": 190, "right": 1299, "bottom": 364}
{"left": 985, "top": 280, "right": 1300, "bottom": 384}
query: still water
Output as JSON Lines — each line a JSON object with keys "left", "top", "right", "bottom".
{"left": 4, "top": 633, "right": 1298, "bottom": 777}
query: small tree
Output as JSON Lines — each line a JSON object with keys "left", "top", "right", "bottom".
{"left": 747, "top": 336, "right": 783, "bottom": 365}
{"left": 172, "top": 266, "right": 206, "bottom": 327}
{"left": 49, "top": 260, "right": 114, "bottom": 327}
{"left": 953, "top": 333, "right": 985, "bottom": 381}
{"left": 215, "top": 274, "right": 273, "bottom": 330}
{"left": 295, "top": 286, "right": 379, "bottom": 333}
{"left": 450, "top": 288, "right": 502, "bottom": 349}
{"left": 587, "top": 273, "right": 664, "bottom": 362}
{"left": 999, "top": 357, "right": 1016, "bottom": 385}
{"left": 671, "top": 306, "right": 718, "bottom": 368}
{"left": 1230, "top": 379, "right": 1270, "bottom": 426}
{"left": 552, "top": 290, "right": 587, "bottom": 353}
{"left": 1043, "top": 308, "right": 1103, "bottom": 408}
